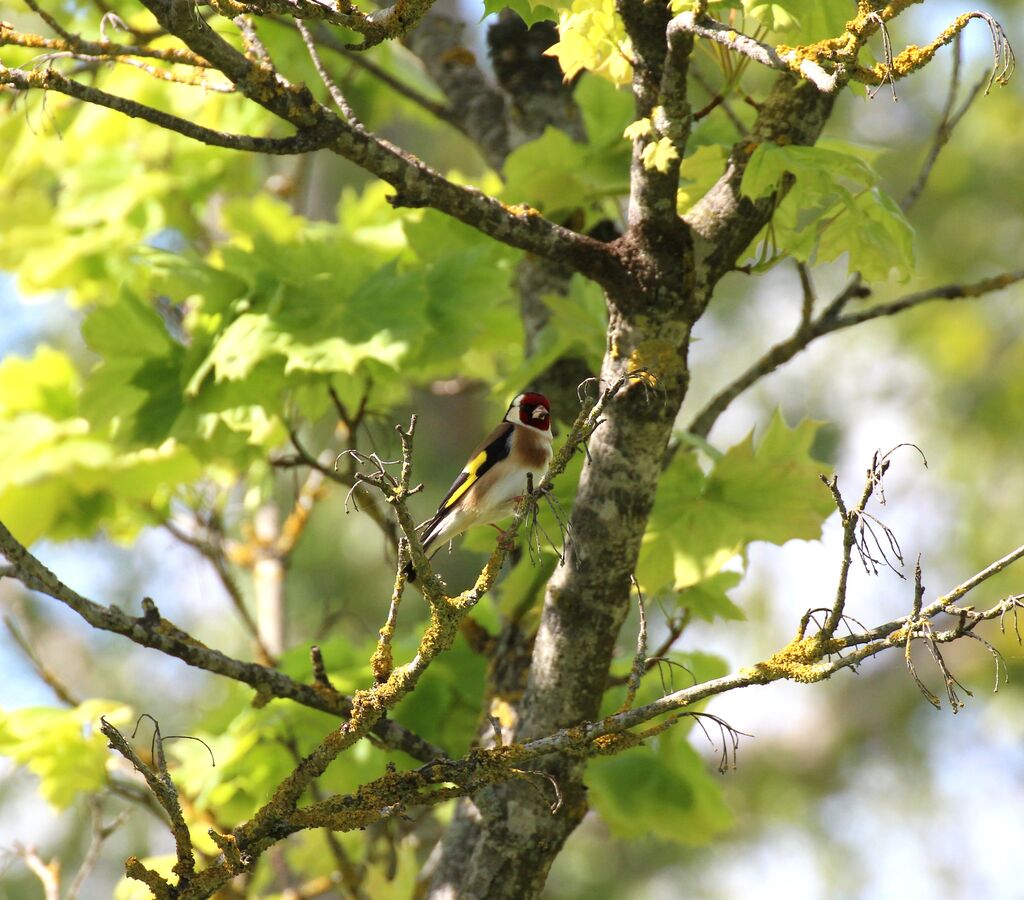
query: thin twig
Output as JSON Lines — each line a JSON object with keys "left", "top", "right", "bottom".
{"left": 686, "top": 270, "right": 1024, "bottom": 441}
{"left": 15, "top": 844, "right": 60, "bottom": 900}
{"left": 617, "top": 576, "right": 647, "bottom": 712}
{"left": 162, "top": 518, "right": 274, "bottom": 664}
{"left": 0, "top": 58, "right": 330, "bottom": 153}
{"left": 65, "top": 798, "right": 133, "bottom": 900}
{"left": 103, "top": 715, "right": 196, "bottom": 885}
{"left": 3, "top": 614, "right": 80, "bottom": 706}
{"left": 0, "top": 520, "right": 444, "bottom": 762}
{"left": 296, "top": 19, "right": 363, "bottom": 127}
{"left": 310, "top": 645, "right": 336, "bottom": 692}
{"left": 304, "top": 23, "right": 460, "bottom": 130}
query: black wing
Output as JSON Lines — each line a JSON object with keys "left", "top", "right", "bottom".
{"left": 423, "top": 422, "right": 514, "bottom": 527}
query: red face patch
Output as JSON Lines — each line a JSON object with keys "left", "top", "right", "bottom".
{"left": 518, "top": 393, "right": 551, "bottom": 430}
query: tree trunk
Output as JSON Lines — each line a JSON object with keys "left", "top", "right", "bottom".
{"left": 425, "top": 65, "right": 836, "bottom": 897}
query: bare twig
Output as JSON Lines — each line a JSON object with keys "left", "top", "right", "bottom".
{"left": 14, "top": 844, "right": 60, "bottom": 900}
{"left": 0, "top": 521, "right": 444, "bottom": 762}
{"left": 65, "top": 798, "right": 133, "bottom": 900}
{"left": 282, "top": 737, "right": 369, "bottom": 900}
{"left": 686, "top": 712, "right": 751, "bottom": 774}
{"left": 511, "top": 768, "right": 563, "bottom": 815}
{"left": 3, "top": 614, "right": 79, "bottom": 706}
{"left": 370, "top": 561, "right": 406, "bottom": 684}
{"left": 796, "top": 260, "right": 815, "bottom": 327}
{"left": 54, "top": 535, "right": 1022, "bottom": 894}
{"left": 617, "top": 577, "right": 647, "bottom": 712}
{"left": 162, "top": 518, "right": 274, "bottom": 664}
{"left": 865, "top": 11, "right": 898, "bottom": 101}
{"left": 819, "top": 446, "right": 926, "bottom": 639}
{"left": 856, "top": 11, "right": 1015, "bottom": 97}
{"left": 296, "top": 19, "right": 362, "bottom": 127}
{"left": 310, "top": 645, "right": 336, "bottom": 692}
{"left": 102, "top": 715, "right": 196, "bottom": 886}
{"left": 0, "top": 56, "right": 328, "bottom": 153}
{"left": 687, "top": 270, "right": 1024, "bottom": 440}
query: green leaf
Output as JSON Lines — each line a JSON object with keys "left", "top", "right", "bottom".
{"left": 0, "top": 701, "right": 132, "bottom": 808}
{"left": 500, "top": 75, "right": 632, "bottom": 224}
{"left": 742, "top": 0, "right": 798, "bottom": 30}
{"left": 494, "top": 275, "right": 607, "bottom": 396}
{"left": 677, "top": 144, "right": 730, "bottom": 214}
{"left": 393, "top": 638, "right": 488, "bottom": 754}
{"left": 640, "top": 136, "right": 679, "bottom": 174}
{"left": 638, "top": 412, "right": 833, "bottom": 594}
{"left": 817, "top": 186, "right": 915, "bottom": 281}
{"left": 483, "top": 0, "right": 558, "bottom": 26}
{"left": 79, "top": 287, "right": 187, "bottom": 445}
{"left": 588, "top": 737, "right": 734, "bottom": 845}
{"left": 0, "top": 345, "right": 80, "bottom": 419}
{"left": 679, "top": 570, "right": 746, "bottom": 621}
{"left": 502, "top": 123, "right": 629, "bottom": 222}
{"left": 0, "top": 413, "right": 201, "bottom": 543}
{"left": 783, "top": 0, "right": 850, "bottom": 43}
{"left": 742, "top": 143, "right": 877, "bottom": 201}
{"left": 593, "top": 649, "right": 733, "bottom": 843}
{"left": 546, "top": 0, "right": 633, "bottom": 87}
{"left": 577, "top": 74, "right": 635, "bottom": 149}
{"left": 741, "top": 142, "right": 914, "bottom": 279}
{"left": 707, "top": 411, "right": 834, "bottom": 543}
{"left": 623, "top": 118, "right": 651, "bottom": 141}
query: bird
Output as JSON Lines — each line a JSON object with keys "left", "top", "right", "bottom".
{"left": 404, "top": 392, "right": 553, "bottom": 581}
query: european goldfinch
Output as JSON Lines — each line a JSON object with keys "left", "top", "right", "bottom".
{"left": 405, "top": 392, "right": 553, "bottom": 581}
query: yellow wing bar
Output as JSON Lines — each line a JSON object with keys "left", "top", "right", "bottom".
{"left": 443, "top": 450, "right": 489, "bottom": 509}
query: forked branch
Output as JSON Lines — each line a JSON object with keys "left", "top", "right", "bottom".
{"left": 672, "top": 7, "right": 1014, "bottom": 96}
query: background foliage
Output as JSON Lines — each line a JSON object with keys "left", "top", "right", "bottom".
{"left": 1, "top": 0, "right": 1023, "bottom": 896}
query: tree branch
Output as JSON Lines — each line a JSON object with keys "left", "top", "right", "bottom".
{"left": 619, "top": 0, "right": 690, "bottom": 243}
{"left": 14, "top": 844, "right": 60, "bottom": 900}
{"left": 684, "top": 72, "right": 836, "bottom": 290}
{"left": 65, "top": 799, "right": 132, "bottom": 900}
{"left": 4, "top": 6, "right": 617, "bottom": 281}
{"left": 162, "top": 517, "right": 274, "bottom": 663}
{"left": 120, "top": 376, "right": 643, "bottom": 897}
{"left": 671, "top": 11, "right": 845, "bottom": 93}
{"left": 852, "top": 11, "right": 1014, "bottom": 96}
{"left": 3, "top": 613, "right": 80, "bottom": 706}
{"left": 200, "top": 0, "right": 439, "bottom": 50}
{"left": 308, "top": 23, "right": 461, "bottom": 133}
{"left": 178, "top": 533, "right": 1024, "bottom": 880}
{"left": 101, "top": 715, "right": 196, "bottom": 885}
{"left": 687, "top": 269, "right": 1024, "bottom": 439}
{"left": 0, "top": 20, "right": 209, "bottom": 66}
{"left": 0, "top": 61, "right": 326, "bottom": 153}
{"left": 0, "top": 520, "right": 444, "bottom": 762}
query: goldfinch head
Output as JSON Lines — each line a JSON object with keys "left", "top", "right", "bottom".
{"left": 506, "top": 392, "right": 551, "bottom": 432}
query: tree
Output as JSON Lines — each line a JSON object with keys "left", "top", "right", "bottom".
{"left": 0, "top": 0, "right": 1021, "bottom": 896}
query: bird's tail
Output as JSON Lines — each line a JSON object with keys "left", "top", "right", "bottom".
{"left": 403, "top": 511, "right": 448, "bottom": 582}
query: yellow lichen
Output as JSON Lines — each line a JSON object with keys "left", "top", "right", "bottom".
{"left": 440, "top": 47, "right": 477, "bottom": 66}
{"left": 591, "top": 732, "right": 643, "bottom": 755}
{"left": 748, "top": 635, "right": 839, "bottom": 684}
{"left": 370, "top": 631, "right": 394, "bottom": 683}
{"left": 505, "top": 203, "right": 542, "bottom": 217}
{"left": 627, "top": 338, "right": 683, "bottom": 385}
